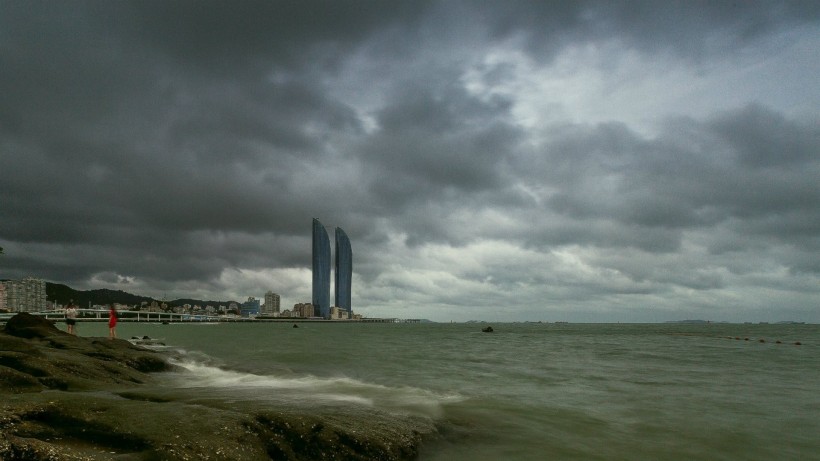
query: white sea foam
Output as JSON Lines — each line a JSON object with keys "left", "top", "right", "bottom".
{"left": 165, "top": 356, "right": 464, "bottom": 418}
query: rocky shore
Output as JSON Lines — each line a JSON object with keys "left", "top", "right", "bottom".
{"left": 0, "top": 313, "right": 437, "bottom": 460}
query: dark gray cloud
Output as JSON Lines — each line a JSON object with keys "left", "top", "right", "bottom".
{"left": 482, "top": 1, "right": 820, "bottom": 59}
{"left": 1, "top": 1, "right": 818, "bottom": 321}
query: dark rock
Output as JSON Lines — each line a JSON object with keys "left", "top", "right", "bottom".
{"left": 0, "top": 314, "right": 176, "bottom": 393}
{"left": 254, "top": 412, "right": 428, "bottom": 461}
{"left": 3, "top": 312, "right": 64, "bottom": 339}
{"left": 0, "top": 366, "right": 45, "bottom": 393}
{"left": 482, "top": 326, "right": 494, "bottom": 333}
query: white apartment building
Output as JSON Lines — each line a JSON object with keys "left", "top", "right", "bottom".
{"left": 263, "top": 291, "right": 281, "bottom": 316}
{"left": 1, "top": 277, "right": 47, "bottom": 312}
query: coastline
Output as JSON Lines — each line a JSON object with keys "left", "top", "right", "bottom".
{"left": 0, "top": 312, "right": 404, "bottom": 325}
{"left": 0, "top": 313, "right": 437, "bottom": 460}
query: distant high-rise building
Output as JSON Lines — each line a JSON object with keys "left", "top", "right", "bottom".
{"left": 335, "top": 227, "right": 352, "bottom": 312}
{"left": 1, "top": 277, "right": 46, "bottom": 312}
{"left": 312, "top": 218, "right": 331, "bottom": 318}
{"left": 263, "top": 291, "right": 280, "bottom": 316}
{"left": 240, "top": 297, "right": 260, "bottom": 317}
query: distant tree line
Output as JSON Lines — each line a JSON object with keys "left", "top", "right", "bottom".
{"left": 46, "top": 282, "right": 238, "bottom": 309}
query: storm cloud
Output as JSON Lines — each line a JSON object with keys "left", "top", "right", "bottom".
{"left": 1, "top": 1, "right": 818, "bottom": 322}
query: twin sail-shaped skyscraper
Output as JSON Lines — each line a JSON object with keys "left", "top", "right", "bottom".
{"left": 312, "top": 218, "right": 352, "bottom": 318}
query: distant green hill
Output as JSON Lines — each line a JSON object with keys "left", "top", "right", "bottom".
{"left": 47, "top": 283, "right": 156, "bottom": 307}
{"left": 46, "top": 282, "right": 237, "bottom": 308}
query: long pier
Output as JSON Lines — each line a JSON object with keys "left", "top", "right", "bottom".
{"left": 0, "top": 309, "right": 405, "bottom": 324}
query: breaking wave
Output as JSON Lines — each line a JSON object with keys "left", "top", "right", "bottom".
{"left": 164, "top": 352, "right": 464, "bottom": 418}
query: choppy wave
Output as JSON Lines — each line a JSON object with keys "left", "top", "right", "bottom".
{"left": 122, "top": 322, "right": 820, "bottom": 460}
{"left": 164, "top": 353, "right": 464, "bottom": 418}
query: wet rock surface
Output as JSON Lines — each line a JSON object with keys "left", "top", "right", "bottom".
{"left": 0, "top": 314, "right": 438, "bottom": 460}
{"left": 0, "top": 314, "right": 174, "bottom": 394}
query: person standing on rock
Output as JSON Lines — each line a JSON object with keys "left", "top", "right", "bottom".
{"left": 65, "top": 302, "right": 78, "bottom": 335}
{"left": 108, "top": 304, "right": 118, "bottom": 340}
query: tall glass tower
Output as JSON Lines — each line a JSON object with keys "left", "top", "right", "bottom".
{"left": 312, "top": 218, "right": 331, "bottom": 318}
{"left": 335, "top": 227, "right": 352, "bottom": 312}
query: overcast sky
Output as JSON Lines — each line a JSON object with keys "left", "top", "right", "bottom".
{"left": 2, "top": 1, "right": 818, "bottom": 322}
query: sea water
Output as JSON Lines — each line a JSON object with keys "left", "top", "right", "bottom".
{"left": 71, "top": 321, "right": 819, "bottom": 460}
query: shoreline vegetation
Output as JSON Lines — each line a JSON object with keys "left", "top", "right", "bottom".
{"left": 0, "top": 313, "right": 437, "bottom": 460}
